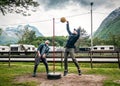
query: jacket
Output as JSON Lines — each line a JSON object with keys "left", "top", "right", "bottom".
{"left": 65, "top": 22, "right": 80, "bottom": 48}
{"left": 37, "top": 43, "right": 50, "bottom": 55}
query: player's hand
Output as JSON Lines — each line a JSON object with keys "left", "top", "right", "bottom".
{"left": 66, "top": 21, "right": 69, "bottom": 24}
{"left": 37, "top": 52, "right": 41, "bottom": 57}
{"left": 42, "top": 54, "right": 46, "bottom": 58}
{"left": 38, "top": 53, "right": 41, "bottom": 58}
{"left": 78, "top": 26, "right": 81, "bottom": 30}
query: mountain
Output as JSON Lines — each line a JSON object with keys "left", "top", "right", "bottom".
{"left": 24, "top": 25, "right": 43, "bottom": 37}
{"left": 0, "top": 25, "right": 43, "bottom": 45}
{"left": 93, "top": 7, "right": 120, "bottom": 39}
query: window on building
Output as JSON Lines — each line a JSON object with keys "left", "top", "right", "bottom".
{"left": 28, "top": 47, "right": 30, "bottom": 50}
{"left": 101, "top": 47, "right": 104, "bottom": 50}
{"left": 94, "top": 47, "right": 97, "bottom": 50}
{"left": 32, "top": 47, "right": 35, "bottom": 50}
{"left": 11, "top": 47, "right": 18, "bottom": 51}
{"left": 109, "top": 47, "right": 113, "bottom": 50}
{"left": 2, "top": 48, "right": 5, "bottom": 50}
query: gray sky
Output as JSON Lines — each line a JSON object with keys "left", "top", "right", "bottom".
{"left": 0, "top": 0, "right": 120, "bottom": 36}
{"left": 38, "top": 0, "right": 117, "bottom": 10}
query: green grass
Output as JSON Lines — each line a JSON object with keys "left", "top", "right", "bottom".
{"left": 0, "top": 62, "right": 120, "bottom": 86}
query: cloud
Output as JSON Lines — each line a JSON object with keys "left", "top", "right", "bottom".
{"left": 38, "top": 0, "right": 69, "bottom": 10}
{"left": 38, "top": 0, "right": 120, "bottom": 10}
{"left": 1, "top": 0, "right": 120, "bottom": 36}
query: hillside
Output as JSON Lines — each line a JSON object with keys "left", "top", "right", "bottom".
{"left": 0, "top": 25, "right": 43, "bottom": 45}
{"left": 94, "top": 7, "right": 120, "bottom": 39}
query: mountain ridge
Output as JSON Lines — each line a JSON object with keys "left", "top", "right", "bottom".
{"left": 94, "top": 7, "right": 120, "bottom": 39}
{"left": 0, "top": 25, "right": 43, "bottom": 45}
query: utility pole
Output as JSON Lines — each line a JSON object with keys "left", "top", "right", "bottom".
{"left": 90, "top": 2, "right": 93, "bottom": 50}
{"left": 90, "top": 2, "right": 93, "bottom": 68}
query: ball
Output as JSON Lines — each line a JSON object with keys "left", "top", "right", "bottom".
{"left": 60, "top": 17, "right": 66, "bottom": 23}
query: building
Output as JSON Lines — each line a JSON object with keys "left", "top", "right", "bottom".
{"left": 10, "top": 44, "right": 36, "bottom": 52}
{"left": 92, "top": 45, "right": 114, "bottom": 51}
{"left": 0, "top": 46, "right": 10, "bottom": 52}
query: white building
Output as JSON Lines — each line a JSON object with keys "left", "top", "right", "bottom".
{"left": 92, "top": 45, "right": 114, "bottom": 51}
{"left": 10, "top": 44, "right": 36, "bottom": 52}
{"left": 49, "top": 46, "right": 65, "bottom": 51}
{"left": 0, "top": 46, "right": 10, "bottom": 52}
{"left": 49, "top": 46, "right": 57, "bottom": 51}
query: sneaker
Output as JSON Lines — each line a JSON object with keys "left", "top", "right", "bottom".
{"left": 78, "top": 69, "right": 82, "bottom": 75}
{"left": 32, "top": 73, "right": 36, "bottom": 77}
{"left": 64, "top": 71, "right": 68, "bottom": 76}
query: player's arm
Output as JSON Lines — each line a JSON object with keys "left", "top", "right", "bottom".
{"left": 66, "top": 21, "right": 72, "bottom": 35}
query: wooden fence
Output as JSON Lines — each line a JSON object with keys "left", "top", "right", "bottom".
{"left": 0, "top": 51, "right": 120, "bottom": 68}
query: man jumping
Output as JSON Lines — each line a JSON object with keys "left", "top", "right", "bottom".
{"left": 64, "top": 21, "right": 82, "bottom": 76}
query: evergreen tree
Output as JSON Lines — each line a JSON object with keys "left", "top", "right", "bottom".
{"left": 18, "top": 28, "right": 36, "bottom": 44}
{"left": 0, "top": 0, "right": 39, "bottom": 16}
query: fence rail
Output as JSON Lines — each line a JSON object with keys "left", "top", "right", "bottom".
{"left": 0, "top": 51, "right": 120, "bottom": 68}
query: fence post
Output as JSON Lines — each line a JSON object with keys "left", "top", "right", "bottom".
{"left": 61, "top": 51, "right": 63, "bottom": 69}
{"left": 117, "top": 51, "right": 120, "bottom": 69}
{"left": 8, "top": 51, "right": 11, "bottom": 67}
{"left": 90, "top": 51, "right": 93, "bottom": 68}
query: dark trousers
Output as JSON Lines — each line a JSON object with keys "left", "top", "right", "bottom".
{"left": 64, "top": 48, "right": 80, "bottom": 71}
{"left": 33, "top": 55, "right": 49, "bottom": 74}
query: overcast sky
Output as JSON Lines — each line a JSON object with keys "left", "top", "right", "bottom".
{"left": 0, "top": 0, "right": 120, "bottom": 36}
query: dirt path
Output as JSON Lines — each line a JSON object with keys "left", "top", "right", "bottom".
{"left": 14, "top": 73, "right": 106, "bottom": 86}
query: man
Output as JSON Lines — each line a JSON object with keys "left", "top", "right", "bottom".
{"left": 64, "top": 21, "right": 81, "bottom": 76}
{"left": 32, "top": 40, "right": 50, "bottom": 77}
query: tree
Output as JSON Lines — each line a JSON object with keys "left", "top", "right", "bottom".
{"left": 30, "top": 36, "right": 67, "bottom": 47}
{"left": 107, "top": 33, "right": 120, "bottom": 48}
{"left": 54, "top": 36, "right": 67, "bottom": 46}
{"left": 93, "top": 37, "right": 104, "bottom": 45}
{"left": 0, "top": 28, "right": 2, "bottom": 35}
{"left": 75, "top": 27, "right": 90, "bottom": 48}
{"left": 93, "top": 33, "right": 120, "bottom": 48}
{"left": 18, "top": 28, "right": 36, "bottom": 44}
{"left": 0, "top": 0, "right": 39, "bottom": 16}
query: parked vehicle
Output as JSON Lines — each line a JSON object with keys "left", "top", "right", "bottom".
{"left": 91, "top": 45, "right": 114, "bottom": 51}
{"left": 10, "top": 44, "right": 36, "bottom": 52}
{"left": 0, "top": 46, "right": 10, "bottom": 52}
{"left": 79, "top": 47, "right": 90, "bottom": 51}
{"left": 49, "top": 46, "right": 65, "bottom": 51}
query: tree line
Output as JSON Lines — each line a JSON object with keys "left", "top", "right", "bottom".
{"left": 0, "top": 27, "right": 120, "bottom": 49}
{"left": 17, "top": 27, "right": 90, "bottom": 48}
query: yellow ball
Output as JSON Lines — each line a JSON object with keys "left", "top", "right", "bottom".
{"left": 60, "top": 17, "right": 66, "bottom": 23}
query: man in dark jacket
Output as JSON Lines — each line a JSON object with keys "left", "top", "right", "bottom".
{"left": 64, "top": 21, "right": 81, "bottom": 76}
{"left": 32, "top": 40, "right": 50, "bottom": 77}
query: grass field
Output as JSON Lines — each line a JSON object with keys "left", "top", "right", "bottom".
{"left": 0, "top": 62, "right": 120, "bottom": 86}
